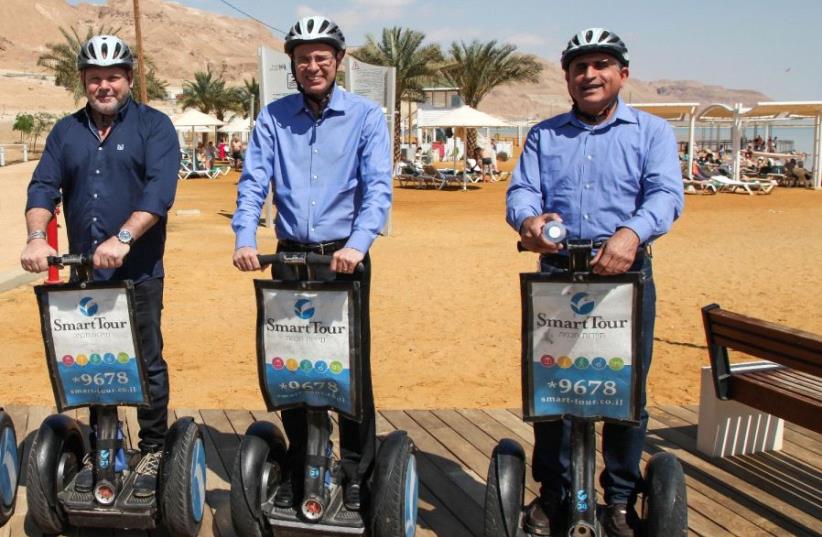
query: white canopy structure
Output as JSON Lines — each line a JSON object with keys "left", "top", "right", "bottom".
{"left": 742, "top": 101, "right": 822, "bottom": 189}
{"left": 171, "top": 110, "right": 224, "bottom": 163}
{"left": 218, "top": 116, "right": 251, "bottom": 133}
{"left": 630, "top": 103, "right": 699, "bottom": 178}
{"left": 415, "top": 105, "right": 511, "bottom": 190}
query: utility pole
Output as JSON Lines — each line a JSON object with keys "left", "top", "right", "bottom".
{"left": 132, "top": 0, "right": 148, "bottom": 102}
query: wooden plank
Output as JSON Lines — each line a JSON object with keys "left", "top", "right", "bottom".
{"left": 198, "top": 410, "right": 240, "bottom": 480}
{"left": 731, "top": 375, "right": 820, "bottom": 433}
{"left": 434, "top": 409, "right": 541, "bottom": 498}
{"left": 651, "top": 406, "right": 819, "bottom": 536}
{"left": 222, "top": 410, "right": 255, "bottom": 437}
{"left": 381, "top": 410, "right": 485, "bottom": 537}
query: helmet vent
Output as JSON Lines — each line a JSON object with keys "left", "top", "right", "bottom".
{"left": 101, "top": 42, "right": 108, "bottom": 57}
{"left": 113, "top": 43, "right": 121, "bottom": 57}
{"left": 601, "top": 30, "right": 610, "bottom": 41}
{"left": 585, "top": 30, "right": 593, "bottom": 41}
{"left": 319, "top": 19, "right": 330, "bottom": 33}
{"left": 306, "top": 18, "right": 315, "bottom": 32}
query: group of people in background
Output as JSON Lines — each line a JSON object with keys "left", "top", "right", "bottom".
{"left": 193, "top": 135, "right": 245, "bottom": 171}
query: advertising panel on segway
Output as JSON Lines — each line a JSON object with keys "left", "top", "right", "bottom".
{"left": 231, "top": 252, "right": 419, "bottom": 537}
{"left": 26, "top": 255, "right": 207, "bottom": 537}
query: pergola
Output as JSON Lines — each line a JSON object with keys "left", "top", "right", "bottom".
{"left": 630, "top": 103, "right": 699, "bottom": 178}
{"left": 742, "top": 102, "right": 822, "bottom": 189}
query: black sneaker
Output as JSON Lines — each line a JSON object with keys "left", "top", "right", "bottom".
{"left": 524, "top": 496, "right": 565, "bottom": 536}
{"left": 343, "top": 481, "right": 361, "bottom": 511}
{"left": 602, "top": 503, "right": 636, "bottom": 537}
{"left": 132, "top": 451, "right": 162, "bottom": 498}
{"left": 74, "top": 453, "right": 94, "bottom": 493}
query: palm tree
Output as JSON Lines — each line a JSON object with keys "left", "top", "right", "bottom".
{"left": 180, "top": 69, "right": 243, "bottom": 121}
{"left": 350, "top": 27, "right": 444, "bottom": 162}
{"left": 37, "top": 25, "right": 168, "bottom": 103}
{"left": 238, "top": 78, "right": 260, "bottom": 119}
{"left": 441, "top": 40, "right": 542, "bottom": 153}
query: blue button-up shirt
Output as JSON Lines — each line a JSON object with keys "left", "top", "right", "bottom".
{"left": 506, "top": 98, "right": 683, "bottom": 244}
{"left": 26, "top": 98, "right": 180, "bottom": 282}
{"left": 232, "top": 85, "right": 392, "bottom": 253}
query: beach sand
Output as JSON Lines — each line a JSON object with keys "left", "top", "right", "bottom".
{"left": 0, "top": 167, "right": 820, "bottom": 410}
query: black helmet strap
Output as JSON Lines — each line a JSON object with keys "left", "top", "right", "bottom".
{"left": 571, "top": 97, "right": 618, "bottom": 125}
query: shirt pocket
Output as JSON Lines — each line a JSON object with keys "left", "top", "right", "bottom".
{"left": 540, "top": 155, "right": 574, "bottom": 194}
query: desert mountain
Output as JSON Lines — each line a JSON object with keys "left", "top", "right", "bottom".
{"left": 0, "top": 0, "right": 769, "bottom": 119}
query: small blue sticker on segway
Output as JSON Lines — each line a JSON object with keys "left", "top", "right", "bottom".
{"left": 99, "top": 449, "right": 110, "bottom": 469}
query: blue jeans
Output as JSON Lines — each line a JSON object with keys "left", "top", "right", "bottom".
{"left": 532, "top": 254, "right": 655, "bottom": 506}
{"left": 89, "top": 277, "right": 169, "bottom": 453}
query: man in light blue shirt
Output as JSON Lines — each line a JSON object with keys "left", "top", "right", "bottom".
{"left": 506, "top": 28, "right": 683, "bottom": 537}
{"left": 232, "top": 16, "right": 391, "bottom": 512}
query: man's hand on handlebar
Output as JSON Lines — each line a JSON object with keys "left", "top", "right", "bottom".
{"left": 20, "top": 239, "right": 57, "bottom": 273}
{"left": 519, "top": 213, "right": 564, "bottom": 254}
{"left": 92, "top": 236, "right": 131, "bottom": 270}
{"left": 331, "top": 247, "right": 364, "bottom": 274}
{"left": 591, "top": 227, "right": 640, "bottom": 275}
{"left": 233, "top": 246, "right": 262, "bottom": 272}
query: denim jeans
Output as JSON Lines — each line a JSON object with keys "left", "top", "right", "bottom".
{"left": 273, "top": 249, "right": 376, "bottom": 486}
{"left": 532, "top": 254, "right": 655, "bottom": 506}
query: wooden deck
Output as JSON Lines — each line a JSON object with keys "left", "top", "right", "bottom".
{"left": 1, "top": 405, "right": 819, "bottom": 536}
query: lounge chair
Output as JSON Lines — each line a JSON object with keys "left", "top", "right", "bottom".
{"left": 683, "top": 178, "right": 718, "bottom": 195}
{"left": 712, "top": 175, "right": 775, "bottom": 195}
{"left": 422, "top": 165, "right": 464, "bottom": 189}
{"left": 179, "top": 158, "right": 218, "bottom": 180}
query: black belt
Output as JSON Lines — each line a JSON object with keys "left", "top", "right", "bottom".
{"left": 541, "top": 245, "right": 650, "bottom": 268}
{"left": 278, "top": 239, "right": 347, "bottom": 255}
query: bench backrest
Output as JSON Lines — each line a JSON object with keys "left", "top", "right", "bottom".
{"left": 702, "top": 303, "right": 822, "bottom": 399}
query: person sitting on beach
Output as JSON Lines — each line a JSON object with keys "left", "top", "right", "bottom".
{"left": 204, "top": 141, "right": 217, "bottom": 170}
{"left": 786, "top": 158, "right": 811, "bottom": 187}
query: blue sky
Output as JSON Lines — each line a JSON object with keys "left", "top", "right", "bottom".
{"left": 69, "top": 0, "right": 821, "bottom": 101}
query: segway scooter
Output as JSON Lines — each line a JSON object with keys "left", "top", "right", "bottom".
{"left": 484, "top": 239, "right": 687, "bottom": 537}
{"left": 28, "top": 254, "right": 206, "bottom": 536}
{"left": 230, "top": 251, "right": 418, "bottom": 537}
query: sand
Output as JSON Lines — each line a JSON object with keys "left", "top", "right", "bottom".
{"left": 0, "top": 164, "right": 820, "bottom": 411}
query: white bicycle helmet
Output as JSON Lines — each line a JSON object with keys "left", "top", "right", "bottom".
{"left": 284, "top": 16, "right": 346, "bottom": 55}
{"left": 561, "top": 28, "right": 629, "bottom": 70}
{"left": 77, "top": 35, "right": 134, "bottom": 70}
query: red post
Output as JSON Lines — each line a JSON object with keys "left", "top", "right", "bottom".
{"left": 46, "top": 209, "right": 61, "bottom": 284}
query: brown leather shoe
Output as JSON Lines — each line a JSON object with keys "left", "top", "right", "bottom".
{"left": 602, "top": 503, "right": 636, "bottom": 537}
{"left": 524, "top": 497, "right": 564, "bottom": 536}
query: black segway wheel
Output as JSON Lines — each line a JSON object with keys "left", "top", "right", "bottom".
{"left": 0, "top": 411, "right": 19, "bottom": 527}
{"left": 159, "top": 418, "right": 207, "bottom": 537}
{"left": 483, "top": 438, "right": 525, "bottom": 537}
{"left": 642, "top": 452, "right": 687, "bottom": 537}
{"left": 370, "top": 430, "right": 419, "bottom": 537}
{"left": 229, "top": 421, "right": 287, "bottom": 537}
{"left": 26, "top": 414, "right": 85, "bottom": 535}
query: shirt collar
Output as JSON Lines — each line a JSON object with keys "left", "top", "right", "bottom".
{"left": 293, "top": 83, "right": 346, "bottom": 117}
{"left": 562, "top": 96, "right": 637, "bottom": 130}
{"left": 84, "top": 95, "right": 134, "bottom": 123}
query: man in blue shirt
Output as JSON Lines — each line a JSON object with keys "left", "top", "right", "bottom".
{"left": 21, "top": 35, "right": 180, "bottom": 497}
{"left": 232, "top": 16, "right": 392, "bottom": 511}
{"left": 506, "top": 28, "right": 683, "bottom": 537}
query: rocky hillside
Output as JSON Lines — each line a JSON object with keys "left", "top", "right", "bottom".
{"left": 0, "top": 0, "right": 769, "bottom": 119}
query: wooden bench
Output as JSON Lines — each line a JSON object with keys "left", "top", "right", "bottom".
{"left": 697, "top": 304, "right": 822, "bottom": 456}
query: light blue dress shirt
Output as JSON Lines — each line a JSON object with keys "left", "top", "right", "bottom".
{"left": 506, "top": 98, "right": 683, "bottom": 244}
{"left": 232, "top": 84, "right": 392, "bottom": 253}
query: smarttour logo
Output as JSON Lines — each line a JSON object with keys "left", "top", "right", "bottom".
{"left": 293, "top": 299, "right": 315, "bottom": 320}
{"left": 570, "top": 292, "right": 596, "bottom": 315}
{"left": 78, "top": 297, "right": 99, "bottom": 317}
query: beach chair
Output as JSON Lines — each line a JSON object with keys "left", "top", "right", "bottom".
{"left": 422, "top": 165, "right": 463, "bottom": 189}
{"left": 683, "top": 178, "right": 718, "bottom": 195}
{"left": 178, "top": 158, "right": 217, "bottom": 180}
{"left": 712, "top": 175, "right": 775, "bottom": 195}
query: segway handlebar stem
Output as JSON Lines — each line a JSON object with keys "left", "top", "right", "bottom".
{"left": 257, "top": 252, "right": 364, "bottom": 273}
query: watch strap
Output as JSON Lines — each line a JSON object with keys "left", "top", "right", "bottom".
{"left": 27, "top": 230, "right": 47, "bottom": 243}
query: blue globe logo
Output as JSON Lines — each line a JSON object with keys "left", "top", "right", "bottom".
{"left": 78, "top": 297, "right": 98, "bottom": 317}
{"left": 294, "top": 299, "right": 315, "bottom": 319}
{"left": 570, "top": 292, "right": 595, "bottom": 315}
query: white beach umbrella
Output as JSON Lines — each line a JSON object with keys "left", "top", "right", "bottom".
{"left": 171, "top": 110, "right": 224, "bottom": 164}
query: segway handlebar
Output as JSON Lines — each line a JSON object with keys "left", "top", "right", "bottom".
{"left": 47, "top": 254, "right": 91, "bottom": 267}
{"left": 257, "top": 252, "right": 364, "bottom": 272}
